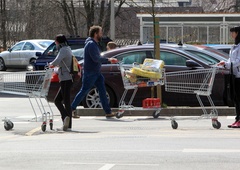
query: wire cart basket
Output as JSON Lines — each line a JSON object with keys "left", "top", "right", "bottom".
{"left": 164, "top": 67, "right": 221, "bottom": 129}
{"left": 0, "top": 69, "right": 54, "bottom": 132}
{"left": 116, "top": 62, "right": 165, "bottom": 119}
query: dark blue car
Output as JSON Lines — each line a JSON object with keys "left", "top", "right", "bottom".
{"left": 30, "top": 37, "right": 112, "bottom": 70}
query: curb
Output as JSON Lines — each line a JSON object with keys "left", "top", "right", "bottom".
{"left": 77, "top": 107, "right": 235, "bottom": 117}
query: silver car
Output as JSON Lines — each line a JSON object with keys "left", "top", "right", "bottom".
{"left": 0, "top": 39, "right": 53, "bottom": 71}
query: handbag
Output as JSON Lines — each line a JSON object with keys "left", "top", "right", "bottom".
{"left": 225, "top": 63, "right": 235, "bottom": 106}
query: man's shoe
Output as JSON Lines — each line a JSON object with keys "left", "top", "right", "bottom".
{"left": 228, "top": 121, "right": 238, "bottom": 128}
{"left": 105, "top": 112, "right": 116, "bottom": 118}
{"left": 231, "top": 121, "right": 240, "bottom": 128}
{"left": 63, "top": 116, "right": 70, "bottom": 131}
{"left": 72, "top": 110, "right": 80, "bottom": 119}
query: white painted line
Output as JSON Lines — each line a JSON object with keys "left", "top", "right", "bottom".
{"left": 12, "top": 122, "right": 30, "bottom": 124}
{"left": 0, "top": 149, "right": 181, "bottom": 153}
{"left": 98, "top": 164, "right": 115, "bottom": 170}
{"left": 25, "top": 127, "right": 41, "bottom": 136}
{"left": 1, "top": 122, "right": 29, "bottom": 124}
{"left": 227, "top": 116, "right": 235, "bottom": 119}
{"left": 63, "top": 162, "right": 159, "bottom": 166}
{"left": 0, "top": 135, "right": 18, "bottom": 140}
{"left": 73, "top": 116, "right": 97, "bottom": 119}
{"left": 183, "top": 149, "right": 240, "bottom": 153}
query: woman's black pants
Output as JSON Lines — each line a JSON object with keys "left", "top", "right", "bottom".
{"left": 54, "top": 80, "right": 73, "bottom": 128}
{"left": 234, "top": 78, "right": 240, "bottom": 121}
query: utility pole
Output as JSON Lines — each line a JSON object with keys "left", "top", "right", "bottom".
{"left": 110, "top": 0, "right": 115, "bottom": 40}
{"left": 151, "top": 0, "right": 161, "bottom": 103}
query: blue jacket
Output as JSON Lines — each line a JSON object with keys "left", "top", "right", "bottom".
{"left": 83, "top": 37, "right": 108, "bottom": 73}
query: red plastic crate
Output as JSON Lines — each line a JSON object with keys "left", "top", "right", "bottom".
{"left": 142, "top": 98, "right": 161, "bottom": 108}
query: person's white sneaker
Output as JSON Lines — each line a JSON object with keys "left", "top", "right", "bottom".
{"left": 63, "top": 116, "right": 70, "bottom": 131}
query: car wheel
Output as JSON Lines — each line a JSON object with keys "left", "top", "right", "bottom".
{"left": 83, "top": 86, "right": 115, "bottom": 108}
{"left": 0, "top": 57, "right": 6, "bottom": 71}
{"left": 29, "top": 58, "right": 36, "bottom": 64}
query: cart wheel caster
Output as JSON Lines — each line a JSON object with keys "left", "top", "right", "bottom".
{"left": 116, "top": 112, "right": 123, "bottom": 119}
{"left": 212, "top": 120, "right": 221, "bottom": 129}
{"left": 41, "top": 124, "right": 46, "bottom": 132}
{"left": 171, "top": 120, "right": 178, "bottom": 129}
{"left": 49, "top": 122, "right": 53, "bottom": 130}
{"left": 152, "top": 111, "right": 160, "bottom": 119}
{"left": 4, "top": 120, "right": 14, "bottom": 131}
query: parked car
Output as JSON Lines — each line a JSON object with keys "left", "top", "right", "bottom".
{"left": 161, "top": 44, "right": 229, "bottom": 62}
{"left": 0, "top": 39, "right": 53, "bottom": 71}
{"left": 204, "top": 44, "right": 232, "bottom": 55}
{"left": 32, "top": 37, "right": 111, "bottom": 71}
{"left": 72, "top": 48, "right": 84, "bottom": 60}
{"left": 46, "top": 45, "right": 228, "bottom": 108}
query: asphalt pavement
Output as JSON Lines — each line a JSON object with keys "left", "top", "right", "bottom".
{"left": 0, "top": 96, "right": 240, "bottom": 170}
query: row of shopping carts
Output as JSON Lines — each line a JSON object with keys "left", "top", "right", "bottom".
{"left": 116, "top": 62, "right": 221, "bottom": 129}
{"left": 0, "top": 62, "right": 221, "bottom": 132}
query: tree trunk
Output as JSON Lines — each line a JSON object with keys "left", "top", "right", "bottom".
{"left": 26, "top": 0, "right": 36, "bottom": 39}
{"left": 236, "top": 0, "right": 240, "bottom": 12}
{"left": 83, "top": 0, "right": 95, "bottom": 35}
{"left": 98, "top": 0, "right": 105, "bottom": 26}
{"left": 0, "top": 0, "right": 6, "bottom": 50}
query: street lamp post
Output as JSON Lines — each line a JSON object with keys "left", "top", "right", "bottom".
{"left": 110, "top": 0, "right": 115, "bottom": 40}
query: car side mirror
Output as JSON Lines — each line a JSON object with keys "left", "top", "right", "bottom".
{"left": 36, "top": 52, "right": 42, "bottom": 56}
{"left": 186, "top": 60, "right": 201, "bottom": 68}
{"left": 8, "top": 48, "right": 12, "bottom": 52}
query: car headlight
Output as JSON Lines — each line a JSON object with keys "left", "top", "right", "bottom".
{"left": 26, "top": 64, "right": 34, "bottom": 71}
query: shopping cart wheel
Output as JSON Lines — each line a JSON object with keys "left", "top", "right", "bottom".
{"left": 171, "top": 120, "right": 178, "bottom": 129}
{"left": 116, "top": 112, "right": 123, "bottom": 119}
{"left": 4, "top": 120, "right": 14, "bottom": 131}
{"left": 212, "top": 120, "right": 221, "bottom": 129}
{"left": 152, "top": 111, "right": 160, "bottom": 118}
{"left": 41, "top": 124, "right": 46, "bottom": 132}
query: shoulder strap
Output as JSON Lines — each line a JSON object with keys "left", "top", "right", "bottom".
{"left": 62, "top": 60, "right": 71, "bottom": 73}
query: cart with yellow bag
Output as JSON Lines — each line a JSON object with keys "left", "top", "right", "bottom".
{"left": 116, "top": 59, "right": 165, "bottom": 119}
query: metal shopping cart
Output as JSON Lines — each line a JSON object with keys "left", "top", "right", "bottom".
{"left": 116, "top": 62, "right": 165, "bottom": 119}
{"left": 164, "top": 67, "right": 221, "bottom": 129}
{"left": 0, "top": 69, "right": 54, "bottom": 132}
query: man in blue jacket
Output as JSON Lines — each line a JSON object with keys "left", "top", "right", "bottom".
{"left": 71, "top": 25, "right": 118, "bottom": 118}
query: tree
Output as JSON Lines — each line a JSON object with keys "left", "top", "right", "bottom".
{"left": 0, "top": 0, "right": 6, "bottom": 50}
{"left": 49, "top": 0, "right": 126, "bottom": 37}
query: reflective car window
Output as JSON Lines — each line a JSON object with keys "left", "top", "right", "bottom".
{"left": 44, "top": 44, "right": 58, "bottom": 57}
{"left": 160, "top": 51, "right": 187, "bottom": 66}
{"left": 23, "top": 42, "right": 35, "bottom": 50}
{"left": 186, "top": 50, "right": 219, "bottom": 64}
{"left": 37, "top": 41, "right": 53, "bottom": 48}
{"left": 116, "top": 51, "right": 149, "bottom": 64}
{"left": 11, "top": 42, "right": 24, "bottom": 51}
{"left": 219, "top": 48, "right": 230, "bottom": 54}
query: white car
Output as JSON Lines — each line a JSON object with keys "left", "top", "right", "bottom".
{"left": 0, "top": 39, "right": 53, "bottom": 71}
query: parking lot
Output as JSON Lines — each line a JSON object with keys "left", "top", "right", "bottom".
{"left": 0, "top": 96, "right": 240, "bottom": 170}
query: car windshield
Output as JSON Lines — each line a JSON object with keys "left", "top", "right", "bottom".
{"left": 185, "top": 50, "right": 220, "bottom": 65}
{"left": 37, "top": 41, "right": 53, "bottom": 48}
{"left": 204, "top": 47, "right": 230, "bottom": 58}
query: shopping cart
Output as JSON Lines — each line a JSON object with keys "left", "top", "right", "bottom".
{"left": 164, "top": 67, "right": 221, "bottom": 129}
{"left": 0, "top": 69, "right": 54, "bottom": 132}
{"left": 116, "top": 62, "right": 165, "bottom": 119}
